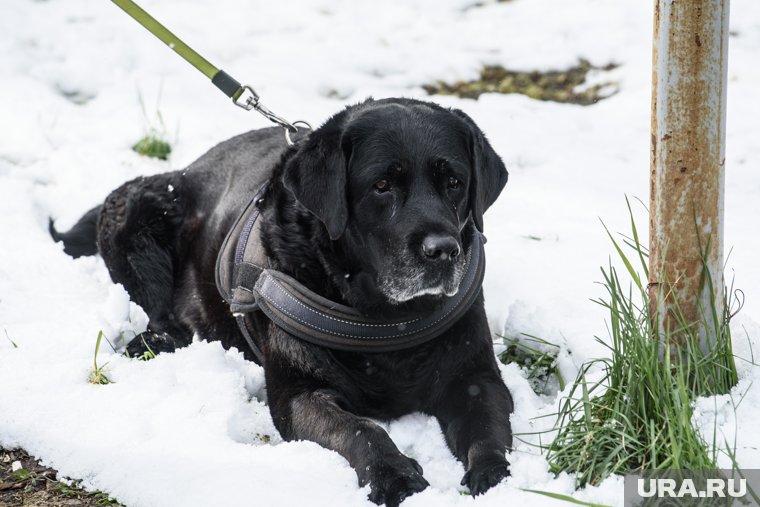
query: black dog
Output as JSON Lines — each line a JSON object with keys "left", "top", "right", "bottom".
{"left": 52, "top": 98, "right": 512, "bottom": 506}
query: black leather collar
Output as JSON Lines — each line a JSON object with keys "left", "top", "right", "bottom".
{"left": 215, "top": 184, "right": 486, "bottom": 362}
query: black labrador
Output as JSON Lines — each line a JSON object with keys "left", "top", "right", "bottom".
{"left": 51, "top": 97, "right": 513, "bottom": 506}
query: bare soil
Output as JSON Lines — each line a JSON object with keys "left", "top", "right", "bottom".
{"left": 0, "top": 447, "right": 122, "bottom": 507}
{"left": 423, "top": 60, "right": 618, "bottom": 105}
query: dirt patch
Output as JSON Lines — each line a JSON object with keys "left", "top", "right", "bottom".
{"left": 423, "top": 60, "right": 618, "bottom": 105}
{"left": 0, "top": 447, "right": 122, "bottom": 507}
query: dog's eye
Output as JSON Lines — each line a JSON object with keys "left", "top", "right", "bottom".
{"left": 447, "top": 176, "right": 461, "bottom": 190}
{"left": 373, "top": 179, "right": 391, "bottom": 193}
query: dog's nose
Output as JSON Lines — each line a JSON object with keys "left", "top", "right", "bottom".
{"left": 421, "top": 234, "right": 461, "bottom": 261}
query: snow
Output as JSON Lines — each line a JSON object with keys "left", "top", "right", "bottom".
{"left": 1, "top": 0, "right": 759, "bottom": 506}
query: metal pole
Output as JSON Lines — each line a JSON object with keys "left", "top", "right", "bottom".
{"left": 649, "top": 0, "right": 729, "bottom": 352}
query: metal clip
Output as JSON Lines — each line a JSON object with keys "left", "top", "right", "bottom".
{"left": 233, "top": 85, "right": 310, "bottom": 145}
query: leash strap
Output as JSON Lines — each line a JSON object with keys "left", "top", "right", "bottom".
{"left": 110, "top": 0, "right": 309, "bottom": 144}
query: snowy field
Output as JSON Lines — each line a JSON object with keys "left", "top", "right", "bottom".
{"left": 1, "top": 0, "right": 759, "bottom": 505}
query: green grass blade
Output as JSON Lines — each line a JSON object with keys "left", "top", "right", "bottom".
{"left": 521, "top": 489, "right": 613, "bottom": 507}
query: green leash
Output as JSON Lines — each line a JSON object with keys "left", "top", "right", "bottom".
{"left": 110, "top": 0, "right": 309, "bottom": 144}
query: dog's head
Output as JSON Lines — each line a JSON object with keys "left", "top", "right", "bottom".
{"left": 283, "top": 98, "right": 507, "bottom": 309}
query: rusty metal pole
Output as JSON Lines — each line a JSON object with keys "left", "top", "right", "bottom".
{"left": 649, "top": 0, "right": 729, "bottom": 352}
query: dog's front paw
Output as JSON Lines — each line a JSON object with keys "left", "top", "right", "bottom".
{"left": 461, "top": 457, "right": 510, "bottom": 496}
{"left": 364, "top": 455, "right": 429, "bottom": 507}
{"left": 125, "top": 331, "right": 176, "bottom": 358}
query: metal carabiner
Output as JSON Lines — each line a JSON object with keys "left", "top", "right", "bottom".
{"left": 232, "top": 85, "right": 310, "bottom": 145}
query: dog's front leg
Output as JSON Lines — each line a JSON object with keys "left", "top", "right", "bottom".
{"left": 268, "top": 385, "right": 429, "bottom": 506}
{"left": 433, "top": 366, "right": 513, "bottom": 496}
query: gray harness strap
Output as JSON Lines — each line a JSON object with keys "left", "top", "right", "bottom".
{"left": 215, "top": 185, "right": 269, "bottom": 362}
{"left": 215, "top": 185, "right": 486, "bottom": 361}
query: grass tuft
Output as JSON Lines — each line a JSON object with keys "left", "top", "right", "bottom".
{"left": 546, "top": 201, "right": 739, "bottom": 487}
{"left": 499, "top": 334, "right": 565, "bottom": 394}
{"left": 132, "top": 133, "right": 171, "bottom": 160}
{"left": 131, "top": 88, "right": 172, "bottom": 160}
{"left": 136, "top": 335, "right": 157, "bottom": 361}
{"left": 88, "top": 330, "right": 113, "bottom": 385}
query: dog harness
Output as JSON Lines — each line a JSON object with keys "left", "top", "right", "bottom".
{"left": 215, "top": 184, "right": 486, "bottom": 363}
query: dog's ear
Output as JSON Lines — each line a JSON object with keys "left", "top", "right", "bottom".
{"left": 452, "top": 109, "right": 508, "bottom": 232}
{"left": 282, "top": 113, "right": 350, "bottom": 240}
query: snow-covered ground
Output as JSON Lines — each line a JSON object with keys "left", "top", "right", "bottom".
{"left": 1, "top": 0, "right": 758, "bottom": 505}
